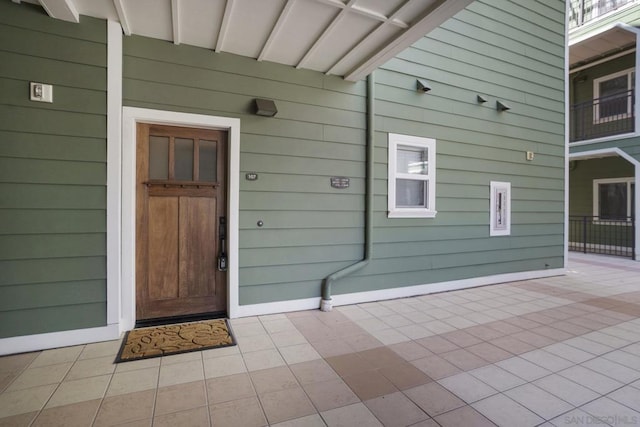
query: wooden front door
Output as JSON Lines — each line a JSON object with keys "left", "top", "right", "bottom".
{"left": 136, "top": 124, "right": 227, "bottom": 321}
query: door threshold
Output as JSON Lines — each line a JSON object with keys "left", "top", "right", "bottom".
{"left": 135, "top": 311, "right": 227, "bottom": 328}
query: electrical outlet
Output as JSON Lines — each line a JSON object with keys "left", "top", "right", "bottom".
{"left": 30, "top": 82, "right": 53, "bottom": 103}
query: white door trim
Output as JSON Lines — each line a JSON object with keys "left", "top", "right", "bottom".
{"left": 121, "top": 107, "right": 241, "bottom": 331}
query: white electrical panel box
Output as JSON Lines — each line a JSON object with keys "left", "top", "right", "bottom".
{"left": 30, "top": 82, "right": 53, "bottom": 103}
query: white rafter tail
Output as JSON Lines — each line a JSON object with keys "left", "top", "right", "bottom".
{"left": 327, "top": 0, "right": 414, "bottom": 76}
{"left": 345, "top": 0, "right": 473, "bottom": 81}
{"left": 39, "top": 0, "right": 79, "bottom": 23}
{"left": 312, "top": 0, "right": 346, "bottom": 10}
{"left": 112, "top": 0, "right": 131, "bottom": 36}
{"left": 258, "top": 0, "right": 296, "bottom": 62}
{"left": 171, "top": 0, "right": 181, "bottom": 45}
{"left": 297, "top": 0, "right": 357, "bottom": 70}
{"left": 216, "top": 0, "right": 235, "bottom": 53}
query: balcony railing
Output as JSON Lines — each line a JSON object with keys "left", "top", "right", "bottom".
{"left": 570, "top": 0, "right": 637, "bottom": 28}
{"left": 569, "top": 215, "right": 635, "bottom": 259}
{"left": 570, "top": 90, "right": 635, "bottom": 142}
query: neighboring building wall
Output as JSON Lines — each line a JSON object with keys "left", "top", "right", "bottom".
{"left": 569, "top": 157, "right": 635, "bottom": 215}
{"left": 0, "top": 2, "right": 108, "bottom": 337}
{"left": 571, "top": 134, "right": 640, "bottom": 162}
{"left": 570, "top": 52, "right": 635, "bottom": 105}
{"left": 570, "top": 2, "right": 640, "bottom": 39}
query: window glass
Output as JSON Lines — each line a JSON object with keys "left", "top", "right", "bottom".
{"left": 396, "top": 146, "right": 428, "bottom": 175}
{"left": 198, "top": 139, "right": 217, "bottom": 182}
{"left": 396, "top": 179, "right": 426, "bottom": 208}
{"left": 149, "top": 136, "right": 169, "bottom": 180}
{"left": 175, "top": 138, "right": 194, "bottom": 181}
{"left": 599, "top": 182, "right": 628, "bottom": 219}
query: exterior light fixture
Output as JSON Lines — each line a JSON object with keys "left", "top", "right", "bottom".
{"left": 496, "top": 101, "right": 510, "bottom": 112}
{"left": 254, "top": 98, "right": 278, "bottom": 117}
{"left": 416, "top": 79, "right": 431, "bottom": 92}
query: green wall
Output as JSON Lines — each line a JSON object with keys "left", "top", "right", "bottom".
{"left": 0, "top": 2, "right": 107, "bottom": 338}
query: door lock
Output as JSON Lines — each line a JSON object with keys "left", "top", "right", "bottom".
{"left": 217, "top": 217, "right": 227, "bottom": 271}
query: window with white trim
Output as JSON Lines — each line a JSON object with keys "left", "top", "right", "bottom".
{"left": 593, "top": 177, "right": 635, "bottom": 221}
{"left": 593, "top": 68, "right": 635, "bottom": 123}
{"left": 388, "top": 133, "right": 436, "bottom": 218}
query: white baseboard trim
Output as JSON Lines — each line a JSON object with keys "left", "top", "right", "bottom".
{"left": 234, "top": 268, "right": 566, "bottom": 318}
{"left": 0, "top": 324, "right": 121, "bottom": 356}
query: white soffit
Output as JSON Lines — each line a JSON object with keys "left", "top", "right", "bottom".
{"left": 25, "top": 0, "right": 474, "bottom": 81}
{"left": 570, "top": 25, "right": 636, "bottom": 67}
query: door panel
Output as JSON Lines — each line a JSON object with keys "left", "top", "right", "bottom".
{"left": 136, "top": 123, "right": 227, "bottom": 321}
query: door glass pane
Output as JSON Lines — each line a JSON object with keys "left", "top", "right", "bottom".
{"left": 199, "top": 139, "right": 217, "bottom": 182}
{"left": 396, "top": 179, "right": 426, "bottom": 208}
{"left": 149, "top": 136, "right": 169, "bottom": 180}
{"left": 397, "top": 145, "right": 428, "bottom": 175}
{"left": 175, "top": 138, "right": 194, "bottom": 181}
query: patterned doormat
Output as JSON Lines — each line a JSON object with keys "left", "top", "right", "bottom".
{"left": 115, "top": 319, "right": 236, "bottom": 363}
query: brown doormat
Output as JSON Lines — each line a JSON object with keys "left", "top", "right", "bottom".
{"left": 115, "top": 319, "right": 236, "bottom": 363}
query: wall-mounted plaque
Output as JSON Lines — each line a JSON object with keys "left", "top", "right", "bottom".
{"left": 246, "top": 173, "right": 258, "bottom": 181}
{"left": 330, "top": 177, "right": 350, "bottom": 189}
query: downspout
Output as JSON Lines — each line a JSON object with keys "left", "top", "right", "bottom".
{"left": 320, "top": 72, "right": 375, "bottom": 312}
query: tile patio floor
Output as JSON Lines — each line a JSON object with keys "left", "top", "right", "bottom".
{"left": 1, "top": 253, "right": 640, "bottom": 426}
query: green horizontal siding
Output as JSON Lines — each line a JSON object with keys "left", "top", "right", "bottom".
{"left": 0, "top": 1, "right": 107, "bottom": 338}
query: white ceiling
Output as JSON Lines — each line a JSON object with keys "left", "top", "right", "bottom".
{"left": 16, "top": 0, "right": 473, "bottom": 81}
{"left": 570, "top": 24, "right": 637, "bottom": 67}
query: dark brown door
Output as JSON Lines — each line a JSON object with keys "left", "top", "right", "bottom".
{"left": 136, "top": 124, "right": 227, "bottom": 321}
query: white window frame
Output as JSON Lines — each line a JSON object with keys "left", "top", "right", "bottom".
{"left": 592, "top": 68, "right": 634, "bottom": 124}
{"left": 592, "top": 177, "right": 635, "bottom": 223}
{"left": 490, "top": 181, "right": 511, "bottom": 236}
{"left": 387, "top": 133, "right": 436, "bottom": 218}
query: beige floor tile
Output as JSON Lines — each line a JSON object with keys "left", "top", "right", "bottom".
{"left": 270, "top": 330, "right": 308, "bottom": 348}
{"left": 563, "top": 337, "right": 614, "bottom": 355}
{"left": 472, "top": 394, "right": 544, "bottom": 427}
{"left": 346, "top": 334, "right": 383, "bottom": 352}
{"left": 549, "top": 408, "right": 597, "bottom": 427}
{"left": 404, "top": 382, "right": 465, "bottom": 417}
{"left": 489, "top": 336, "right": 537, "bottom": 355}
{"left": 441, "top": 330, "right": 483, "bottom": 348}
{"left": 201, "top": 345, "right": 240, "bottom": 359}
{"left": 558, "top": 365, "right": 624, "bottom": 394}
{"left": 66, "top": 356, "right": 115, "bottom": 380}
{"left": 231, "top": 322, "right": 268, "bottom": 338}
{"left": 154, "top": 380, "right": 206, "bottom": 416}
{"left": 158, "top": 359, "right": 204, "bottom": 387}
{"left": 608, "top": 385, "right": 640, "bottom": 410}
{"left": 0, "top": 384, "right": 57, "bottom": 418}
{"left": 239, "top": 334, "right": 276, "bottom": 353}
{"left": 209, "top": 396, "right": 267, "bottom": 427}
{"left": 243, "top": 349, "right": 286, "bottom": 371}
{"left": 603, "top": 349, "right": 640, "bottom": 370}
{"left": 106, "top": 367, "right": 159, "bottom": 396}
{"left": 250, "top": 366, "right": 299, "bottom": 395}
{"left": 496, "top": 357, "right": 552, "bottom": 382}
{"left": 395, "top": 324, "right": 433, "bottom": 340}
{"left": 364, "top": 391, "right": 428, "bottom": 427}
{"left": 505, "top": 383, "right": 573, "bottom": 420}
{"left": 466, "top": 342, "right": 513, "bottom": 363}
{"left": 46, "top": 375, "right": 110, "bottom": 408}
{"left": 32, "top": 398, "right": 101, "bottom": 427}
{"left": 279, "top": 344, "right": 322, "bottom": 365}
{"left": 415, "top": 336, "right": 459, "bottom": 354}
{"left": 154, "top": 406, "right": 209, "bottom": 427}
{"left": 440, "top": 348, "right": 489, "bottom": 371}
{"left": 30, "top": 346, "right": 83, "bottom": 368}
{"left": 114, "top": 358, "right": 161, "bottom": 373}
{"left": 0, "top": 412, "right": 37, "bottom": 427}
{"left": 581, "top": 357, "right": 640, "bottom": 383}
{"left": 325, "top": 353, "right": 374, "bottom": 378}
{"left": 520, "top": 349, "right": 574, "bottom": 372}
{"left": 310, "top": 340, "right": 353, "bottom": 358}
{"left": 261, "top": 318, "right": 297, "bottom": 334}
{"left": 534, "top": 374, "right": 599, "bottom": 407}
{"left": 388, "top": 341, "right": 433, "bottom": 361}
{"left": 290, "top": 359, "right": 339, "bottom": 385}
{"left": 469, "top": 365, "right": 526, "bottom": 392}
{"left": 159, "top": 351, "right": 202, "bottom": 366}
{"left": 434, "top": 405, "right": 495, "bottom": 427}
{"left": 207, "top": 373, "right": 255, "bottom": 404}
{"left": 203, "top": 354, "right": 246, "bottom": 378}
{"left": 439, "top": 372, "right": 497, "bottom": 403}
{"left": 320, "top": 402, "right": 382, "bottom": 427}
{"left": 543, "top": 343, "right": 594, "bottom": 364}
{"left": 0, "top": 373, "right": 16, "bottom": 394}
{"left": 270, "top": 414, "right": 326, "bottom": 427}
{"left": 0, "top": 353, "right": 38, "bottom": 374}
{"left": 259, "top": 386, "right": 317, "bottom": 424}
{"left": 6, "top": 362, "right": 72, "bottom": 391}
{"left": 357, "top": 347, "right": 405, "bottom": 369}
{"left": 378, "top": 361, "right": 432, "bottom": 390}
{"left": 302, "top": 378, "right": 359, "bottom": 412}
{"left": 342, "top": 370, "right": 398, "bottom": 401}
{"left": 411, "top": 355, "right": 461, "bottom": 380}
{"left": 94, "top": 390, "right": 155, "bottom": 427}
{"left": 581, "top": 397, "right": 640, "bottom": 424}
{"left": 78, "top": 340, "right": 121, "bottom": 360}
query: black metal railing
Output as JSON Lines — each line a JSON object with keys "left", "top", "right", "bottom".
{"left": 569, "top": 215, "right": 636, "bottom": 259}
{"left": 570, "top": 90, "right": 635, "bottom": 142}
{"left": 570, "top": 0, "right": 637, "bottom": 28}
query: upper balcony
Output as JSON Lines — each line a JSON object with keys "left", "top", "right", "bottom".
{"left": 570, "top": 89, "right": 635, "bottom": 142}
{"left": 570, "top": 0, "right": 638, "bottom": 29}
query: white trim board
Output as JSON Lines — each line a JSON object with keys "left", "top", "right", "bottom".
{"left": 121, "top": 107, "right": 241, "bottom": 329}
{"left": 235, "top": 268, "right": 566, "bottom": 317}
{"left": 0, "top": 325, "right": 120, "bottom": 357}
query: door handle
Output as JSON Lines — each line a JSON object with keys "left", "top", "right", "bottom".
{"left": 217, "top": 217, "right": 227, "bottom": 271}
